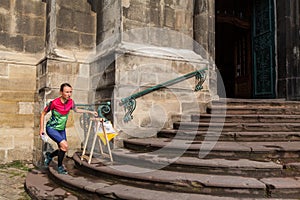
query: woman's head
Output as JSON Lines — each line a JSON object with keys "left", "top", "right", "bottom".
{"left": 60, "top": 83, "right": 72, "bottom": 101}
{"left": 60, "top": 83, "right": 72, "bottom": 92}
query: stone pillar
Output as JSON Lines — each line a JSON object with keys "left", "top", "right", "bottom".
{"left": 276, "top": 0, "right": 300, "bottom": 100}
{"left": 0, "top": 0, "right": 46, "bottom": 163}
{"left": 89, "top": 0, "right": 213, "bottom": 144}
{"left": 194, "top": 0, "right": 218, "bottom": 101}
{"left": 35, "top": 0, "right": 97, "bottom": 165}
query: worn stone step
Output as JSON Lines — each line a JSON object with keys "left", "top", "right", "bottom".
{"left": 73, "top": 153, "right": 300, "bottom": 198}
{"left": 123, "top": 138, "right": 300, "bottom": 160}
{"left": 25, "top": 169, "right": 100, "bottom": 199}
{"left": 112, "top": 148, "right": 285, "bottom": 177}
{"left": 207, "top": 106, "right": 300, "bottom": 115}
{"left": 191, "top": 114, "right": 300, "bottom": 123}
{"left": 157, "top": 129, "right": 300, "bottom": 141}
{"left": 28, "top": 156, "right": 293, "bottom": 200}
{"left": 73, "top": 153, "right": 268, "bottom": 197}
{"left": 211, "top": 98, "right": 300, "bottom": 109}
{"left": 173, "top": 122, "right": 300, "bottom": 132}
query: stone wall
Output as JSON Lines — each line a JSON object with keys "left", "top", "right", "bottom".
{"left": 34, "top": 0, "right": 97, "bottom": 166}
{"left": 45, "top": 0, "right": 96, "bottom": 60}
{"left": 113, "top": 52, "right": 209, "bottom": 137}
{"left": 0, "top": 0, "right": 46, "bottom": 163}
{"left": 122, "top": 0, "right": 194, "bottom": 48}
{"left": 88, "top": 0, "right": 214, "bottom": 144}
{"left": 0, "top": 0, "right": 215, "bottom": 164}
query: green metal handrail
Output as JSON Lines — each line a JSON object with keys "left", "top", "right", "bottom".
{"left": 119, "top": 68, "right": 207, "bottom": 122}
{"left": 76, "top": 102, "right": 111, "bottom": 135}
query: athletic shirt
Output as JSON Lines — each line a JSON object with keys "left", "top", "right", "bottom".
{"left": 44, "top": 97, "right": 76, "bottom": 130}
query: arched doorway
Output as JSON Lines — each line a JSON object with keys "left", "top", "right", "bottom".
{"left": 215, "top": 0, "right": 276, "bottom": 98}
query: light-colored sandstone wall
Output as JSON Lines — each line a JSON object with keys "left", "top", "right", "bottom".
{"left": 0, "top": 0, "right": 46, "bottom": 163}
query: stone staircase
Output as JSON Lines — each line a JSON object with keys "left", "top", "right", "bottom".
{"left": 25, "top": 98, "right": 300, "bottom": 199}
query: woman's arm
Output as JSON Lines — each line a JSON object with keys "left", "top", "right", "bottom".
{"left": 39, "top": 110, "right": 47, "bottom": 136}
{"left": 74, "top": 107, "right": 98, "bottom": 117}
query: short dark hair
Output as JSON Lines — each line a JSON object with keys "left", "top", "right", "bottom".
{"left": 60, "top": 83, "right": 72, "bottom": 92}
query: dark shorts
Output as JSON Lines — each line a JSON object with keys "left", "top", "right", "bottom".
{"left": 46, "top": 126, "right": 67, "bottom": 144}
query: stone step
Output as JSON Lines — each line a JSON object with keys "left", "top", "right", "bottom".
{"left": 173, "top": 122, "right": 300, "bottom": 132}
{"left": 27, "top": 156, "right": 295, "bottom": 200}
{"left": 123, "top": 138, "right": 300, "bottom": 160}
{"left": 25, "top": 168, "right": 100, "bottom": 199}
{"left": 157, "top": 129, "right": 300, "bottom": 141}
{"left": 207, "top": 106, "right": 300, "bottom": 115}
{"left": 191, "top": 114, "right": 300, "bottom": 123}
{"left": 72, "top": 153, "right": 300, "bottom": 198}
{"left": 112, "top": 148, "right": 285, "bottom": 177}
{"left": 212, "top": 98, "right": 300, "bottom": 109}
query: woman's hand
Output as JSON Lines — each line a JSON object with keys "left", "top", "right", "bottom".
{"left": 39, "top": 129, "right": 44, "bottom": 137}
{"left": 91, "top": 111, "right": 98, "bottom": 117}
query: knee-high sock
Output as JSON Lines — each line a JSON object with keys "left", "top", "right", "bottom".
{"left": 58, "top": 150, "right": 66, "bottom": 167}
{"left": 50, "top": 149, "right": 59, "bottom": 158}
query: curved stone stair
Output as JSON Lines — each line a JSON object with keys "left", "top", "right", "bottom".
{"left": 26, "top": 157, "right": 284, "bottom": 200}
{"left": 25, "top": 98, "right": 300, "bottom": 199}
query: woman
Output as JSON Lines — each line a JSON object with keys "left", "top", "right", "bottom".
{"left": 40, "top": 83, "right": 98, "bottom": 174}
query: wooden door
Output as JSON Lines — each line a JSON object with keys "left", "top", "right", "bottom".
{"left": 234, "top": 30, "right": 252, "bottom": 98}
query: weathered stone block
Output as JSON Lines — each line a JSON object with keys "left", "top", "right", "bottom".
{"left": 0, "top": 150, "right": 7, "bottom": 164}
{"left": 11, "top": 128, "right": 34, "bottom": 147}
{"left": 148, "top": 28, "right": 171, "bottom": 47}
{"left": 164, "top": 6, "right": 175, "bottom": 28}
{"left": 57, "top": 7, "right": 74, "bottom": 30}
{"left": 0, "top": 14, "right": 10, "bottom": 32}
{"left": 57, "top": 29, "right": 80, "bottom": 48}
{"left": 47, "top": 61, "right": 79, "bottom": 75}
{"left": 0, "top": 135, "right": 14, "bottom": 149}
{"left": 0, "top": 33, "right": 24, "bottom": 51}
{"left": 15, "top": 0, "right": 45, "bottom": 17}
{"left": 9, "top": 65, "right": 36, "bottom": 80}
{"left": 94, "top": 87, "right": 114, "bottom": 101}
{"left": 90, "top": 54, "right": 115, "bottom": 75}
{"left": 0, "top": 91, "right": 35, "bottom": 102}
{"left": 0, "top": 78, "right": 35, "bottom": 91}
{"left": 123, "top": 1, "right": 149, "bottom": 23}
{"left": 18, "top": 102, "right": 34, "bottom": 115}
{"left": 0, "top": 0, "right": 10, "bottom": 10}
{"left": 7, "top": 148, "right": 32, "bottom": 161}
{"left": 25, "top": 37, "right": 45, "bottom": 53}
{"left": 57, "top": 0, "right": 93, "bottom": 13}
{"left": 72, "top": 90, "right": 89, "bottom": 104}
{"left": 0, "top": 63, "right": 8, "bottom": 77}
{"left": 149, "top": 8, "right": 160, "bottom": 26}
{"left": 16, "top": 16, "right": 45, "bottom": 37}
{"left": 80, "top": 34, "right": 95, "bottom": 49}
{"left": 139, "top": 72, "right": 157, "bottom": 85}
{"left": 72, "top": 76, "right": 89, "bottom": 91}
{"left": 9, "top": 35, "right": 24, "bottom": 51}
{"left": 73, "top": 11, "right": 96, "bottom": 34}
{"left": 178, "top": 0, "right": 193, "bottom": 11}
{"left": 79, "top": 64, "right": 90, "bottom": 77}
{"left": 0, "top": 113, "right": 34, "bottom": 128}
{"left": 0, "top": 101, "right": 17, "bottom": 113}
